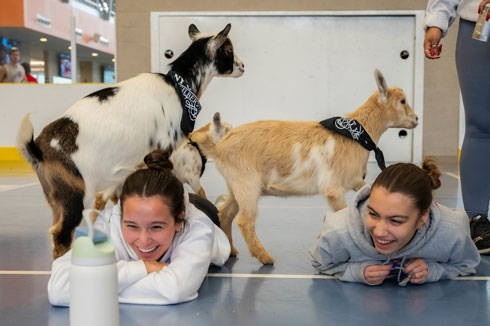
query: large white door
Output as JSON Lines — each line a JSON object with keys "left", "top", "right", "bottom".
{"left": 151, "top": 12, "right": 424, "bottom": 163}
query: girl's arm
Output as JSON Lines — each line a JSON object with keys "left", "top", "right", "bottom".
{"left": 424, "top": 235, "right": 481, "bottom": 282}
{"left": 47, "top": 251, "right": 72, "bottom": 306}
{"left": 424, "top": 0, "right": 461, "bottom": 36}
{"left": 47, "top": 250, "right": 150, "bottom": 306}
{"left": 309, "top": 235, "right": 380, "bottom": 284}
{"left": 47, "top": 207, "right": 149, "bottom": 307}
{"left": 117, "top": 213, "right": 216, "bottom": 305}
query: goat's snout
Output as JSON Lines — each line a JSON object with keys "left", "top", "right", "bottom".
{"left": 410, "top": 113, "right": 419, "bottom": 128}
{"left": 235, "top": 60, "right": 245, "bottom": 72}
{"left": 234, "top": 55, "right": 245, "bottom": 73}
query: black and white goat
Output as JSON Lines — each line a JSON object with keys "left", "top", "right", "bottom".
{"left": 17, "top": 24, "right": 244, "bottom": 259}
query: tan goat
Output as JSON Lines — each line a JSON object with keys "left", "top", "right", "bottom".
{"left": 192, "top": 69, "right": 418, "bottom": 265}
{"left": 171, "top": 112, "right": 232, "bottom": 198}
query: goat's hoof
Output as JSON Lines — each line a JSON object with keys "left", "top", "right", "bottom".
{"left": 257, "top": 254, "right": 275, "bottom": 265}
{"left": 230, "top": 247, "right": 239, "bottom": 257}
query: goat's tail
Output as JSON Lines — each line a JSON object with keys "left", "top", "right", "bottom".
{"left": 17, "top": 114, "right": 43, "bottom": 167}
{"left": 191, "top": 132, "right": 218, "bottom": 159}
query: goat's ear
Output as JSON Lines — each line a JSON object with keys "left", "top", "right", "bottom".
{"left": 217, "top": 24, "right": 231, "bottom": 38}
{"left": 209, "top": 24, "right": 231, "bottom": 53}
{"left": 213, "top": 112, "right": 222, "bottom": 129}
{"left": 188, "top": 24, "right": 201, "bottom": 41}
{"left": 374, "top": 69, "right": 388, "bottom": 103}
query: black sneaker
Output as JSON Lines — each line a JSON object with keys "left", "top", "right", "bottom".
{"left": 470, "top": 214, "right": 490, "bottom": 254}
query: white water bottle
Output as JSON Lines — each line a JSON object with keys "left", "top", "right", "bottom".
{"left": 70, "top": 209, "right": 119, "bottom": 326}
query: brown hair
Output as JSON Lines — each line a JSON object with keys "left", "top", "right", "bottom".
{"left": 120, "top": 149, "right": 185, "bottom": 224}
{"left": 371, "top": 157, "right": 441, "bottom": 214}
{"left": 8, "top": 47, "right": 19, "bottom": 55}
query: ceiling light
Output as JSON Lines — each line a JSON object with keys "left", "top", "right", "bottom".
{"left": 91, "top": 52, "right": 98, "bottom": 57}
{"left": 68, "top": 46, "right": 72, "bottom": 50}
{"left": 30, "top": 60, "right": 45, "bottom": 67}
{"left": 112, "top": 58, "right": 115, "bottom": 62}
{"left": 40, "top": 37, "right": 48, "bottom": 42}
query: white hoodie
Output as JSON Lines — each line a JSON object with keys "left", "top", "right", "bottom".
{"left": 48, "top": 193, "right": 230, "bottom": 305}
{"left": 424, "top": 0, "right": 481, "bottom": 36}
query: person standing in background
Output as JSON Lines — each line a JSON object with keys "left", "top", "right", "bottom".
{"left": 0, "top": 45, "right": 7, "bottom": 66}
{"left": 0, "top": 47, "right": 26, "bottom": 83}
{"left": 424, "top": 0, "right": 490, "bottom": 254}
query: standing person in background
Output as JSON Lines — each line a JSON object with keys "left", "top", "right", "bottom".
{"left": 424, "top": 0, "right": 490, "bottom": 253}
{"left": 21, "top": 62, "right": 38, "bottom": 83}
{"left": 0, "top": 47, "right": 26, "bottom": 83}
{"left": 0, "top": 45, "right": 7, "bottom": 66}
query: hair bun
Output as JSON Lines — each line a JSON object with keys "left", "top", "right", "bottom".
{"left": 144, "top": 149, "right": 173, "bottom": 171}
{"left": 422, "top": 156, "right": 441, "bottom": 190}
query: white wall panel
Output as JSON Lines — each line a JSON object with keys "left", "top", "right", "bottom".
{"left": 0, "top": 84, "right": 107, "bottom": 147}
{"left": 151, "top": 11, "right": 424, "bottom": 163}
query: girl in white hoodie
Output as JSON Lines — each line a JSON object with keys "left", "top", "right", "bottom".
{"left": 48, "top": 150, "right": 230, "bottom": 305}
{"left": 310, "top": 158, "right": 480, "bottom": 286}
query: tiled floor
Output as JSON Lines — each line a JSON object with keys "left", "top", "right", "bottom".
{"left": 1, "top": 160, "right": 489, "bottom": 326}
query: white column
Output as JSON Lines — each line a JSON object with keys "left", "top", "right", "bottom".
{"left": 70, "top": 16, "right": 78, "bottom": 83}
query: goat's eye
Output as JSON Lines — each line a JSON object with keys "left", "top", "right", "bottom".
{"left": 226, "top": 48, "right": 233, "bottom": 55}
{"left": 400, "top": 99, "right": 406, "bottom": 104}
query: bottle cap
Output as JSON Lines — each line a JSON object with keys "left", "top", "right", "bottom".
{"left": 71, "top": 209, "right": 116, "bottom": 266}
{"left": 74, "top": 226, "right": 108, "bottom": 243}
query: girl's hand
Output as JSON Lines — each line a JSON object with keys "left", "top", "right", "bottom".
{"left": 143, "top": 260, "right": 168, "bottom": 274}
{"left": 364, "top": 264, "right": 392, "bottom": 285}
{"left": 479, "top": 0, "right": 490, "bottom": 17}
{"left": 404, "top": 258, "right": 428, "bottom": 284}
{"left": 424, "top": 27, "right": 443, "bottom": 59}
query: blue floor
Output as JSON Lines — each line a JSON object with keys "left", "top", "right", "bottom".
{"left": 1, "top": 161, "right": 489, "bottom": 325}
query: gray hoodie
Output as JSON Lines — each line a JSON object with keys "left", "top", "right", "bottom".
{"left": 309, "top": 185, "right": 480, "bottom": 285}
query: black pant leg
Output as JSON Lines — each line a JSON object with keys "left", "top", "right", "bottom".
{"left": 188, "top": 193, "right": 220, "bottom": 227}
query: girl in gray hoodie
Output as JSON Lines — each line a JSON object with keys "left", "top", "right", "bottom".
{"left": 309, "top": 158, "right": 480, "bottom": 286}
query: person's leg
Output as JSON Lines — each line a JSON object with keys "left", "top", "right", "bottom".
{"left": 188, "top": 193, "right": 220, "bottom": 227}
{"left": 455, "top": 19, "right": 490, "bottom": 252}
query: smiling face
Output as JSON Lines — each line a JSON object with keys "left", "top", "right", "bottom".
{"left": 122, "top": 195, "right": 183, "bottom": 261}
{"left": 366, "top": 187, "right": 429, "bottom": 255}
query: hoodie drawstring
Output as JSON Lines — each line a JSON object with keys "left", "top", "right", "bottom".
{"left": 382, "top": 256, "right": 411, "bottom": 286}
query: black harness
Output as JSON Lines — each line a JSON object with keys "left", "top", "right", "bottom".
{"left": 168, "top": 71, "right": 202, "bottom": 136}
{"left": 188, "top": 140, "right": 207, "bottom": 177}
{"left": 320, "top": 117, "right": 386, "bottom": 171}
